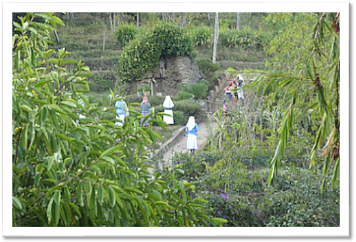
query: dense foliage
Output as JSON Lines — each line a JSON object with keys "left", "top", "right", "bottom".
{"left": 118, "top": 21, "right": 195, "bottom": 82}
{"left": 219, "top": 28, "right": 272, "bottom": 50}
{"left": 115, "top": 23, "right": 137, "bottom": 47}
{"left": 227, "top": 12, "right": 340, "bottom": 191}
{"left": 12, "top": 13, "right": 226, "bottom": 227}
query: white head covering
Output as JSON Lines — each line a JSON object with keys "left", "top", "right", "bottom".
{"left": 186, "top": 116, "right": 195, "bottom": 131}
{"left": 238, "top": 74, "right": 244, "bottom": 83}
{"left": 163, "top": 96, "right": 174, "bottom": 108}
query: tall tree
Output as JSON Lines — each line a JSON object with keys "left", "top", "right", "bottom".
{"left": 182, "top": 12, "right": 186, "bottom": 27}
{"left": 236, "top": 12, "right": 241, "bottom": 30}
{"left": 212, "top": 12, "right": 219, "bottom": 63}
{"left": 137, "top": 12, "right": 139, "bottom": 27}
{"left": 108, "top": 13, "right": 113, "bottom": 31}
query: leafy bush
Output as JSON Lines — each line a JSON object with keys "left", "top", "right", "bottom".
{"left": 177, "top": 80, "right": 209, "bottom": 100}
{"left": 219, "top": 28, "right": 271, "bottom": 50}
{"left": 189, "top": 80, "right": 209, "bottom": 99}
{"left": 171, "top": 111, "right": 186, "bottom": 126}
{"left": 118, "top": 21, "right": 195, "bottom": 81}
{"left": 100, "top": 111, "right": 117, "bottom": 121}
{"left": 174, "top": 99, "right": 201, "bottom": 117}
{"left": 154, "top": 99, "right": 200, "bottom": 119}
{"left": 115, "top": 23, "right": 137, "bottom": 47}
{"left": 174, "top": 91, "right": 194, "bottom": 101}
{"left": 147, "top": 95, "right": 165, "bottom": 107}
{"left": 190, "top": 26, "right": 213, "bottom": 47}
{"left": 195, "top": 58, "right": 220, "bottom": 87}
{"left": 87, "top": 75, "right": 115, "bottom": 92}
{"left": 12, "top": 13, "right": 227, "bottom": 228}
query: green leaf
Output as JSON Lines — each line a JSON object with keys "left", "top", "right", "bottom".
{"left": 153, "top": 201, "right": 173, "bottom": 209}
{"left": 100, "top": 144, "right": 121, "bottom": 158}
{"left": 34, "top": 172, "right": 41, "bottom": 187}
{"left": 53, "top": 190, "right": 61, "bottom": 205}
{"left": 70, "top": 202, "right": 82, "bottom": 218}
{"left": 123, "top": 187, "right": 143, "bottom": 195}
{"left": 100, "top": 156, "right": 115, "bottom": 164}
{"left": 84, "top": 181, "right": 92, "bottom": 198}
{"left": 211, "top": 217, "right": 228, "bottom": 224}
{"left": 61, "top": 59, "right": 78, "bottom": 65}
{"left": 60, "top": 101, "right": 77, "bottom": 108}
{"left": 53, "top": 132, "right": 74, "bottom": 143}
{"left": 77, "top": 182, "right": 84, "bottom": 207}
{"left": 63, "top": 203, "right": 72, "bottom": 226}
{"left": 47, "top": 198, "right": 54, "bottom": 223}
{"left": 64, "top": 186, "right": 71, "bottom": 203}
{"left": 54, "top": 202, "right": 60, "bottom": 226}
{"left": 108, "top": 186, "right": 116, "bottom": 208}
{"left": 34, "top": 12, "right": 52, "bottom": 20}
{"left": 97, "top": 184, "right": 103, "bottom": 205}
{"left": 12, "top": 196, "right": 23, "bottom": 211}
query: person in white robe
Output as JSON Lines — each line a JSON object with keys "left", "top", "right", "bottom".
{"left": 76, "top": 99, "right": 86, "bottom": 124}
{"left": 237, "top": 74, "right": 245, "bottom": 100}
{"left": 186, "top": 116, "right": 199, "bottom": 154}
{"left": 163, "top": 96, "right": 174, "bottom": 124}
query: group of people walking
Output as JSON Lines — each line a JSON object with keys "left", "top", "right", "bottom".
{"left": 112, "top": 95, "right": 176, "bottom": 127}
{"left": 77, "top": 74, "right": 245, "bottom": 154}
{"left": 114, "top": 94, "right": 198, "bottom": 152}
{"left": 224, "top": 74, "right": 245, "bottom": 103}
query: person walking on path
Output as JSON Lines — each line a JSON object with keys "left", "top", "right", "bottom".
{"left": 163, "top": 96, "right": 174, "bottom": 125}
{"left": 237, "top": 74, "right": 245, "bottom": 100}
{"left": 186, "top": 116, "right": 199, "bottom": 154}
{"left": 141, "top": 96, "right": 151, "bottom": 127}
{"left": 115, "top": 97, "right": 128, "bottom": 127}
{"left": 76, "top": 98, "right": 86, "bottom": 125}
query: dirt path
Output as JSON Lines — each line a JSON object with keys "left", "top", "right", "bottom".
{"left": 159, "top": 120, "right": 218, "bottom": 169}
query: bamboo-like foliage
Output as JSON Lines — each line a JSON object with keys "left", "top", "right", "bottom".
{"left": 226, "top": 12, "right": 340, "bottom": 192}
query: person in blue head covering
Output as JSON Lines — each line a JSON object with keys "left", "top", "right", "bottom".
{"left": 115, "top": 97, "right": 127, "bottom": 126}
{"left": 76, "top": 98, "right": 86, "bottom": 124}
{"left": 186, "top": 116, "right": 199, "bottom": 154}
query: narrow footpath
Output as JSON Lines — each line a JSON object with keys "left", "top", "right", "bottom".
{"left": 150, "top": 120, "right": 218, "bottom": 172}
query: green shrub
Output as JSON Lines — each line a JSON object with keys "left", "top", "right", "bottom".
{"left": 154, "top": 99, "right": 200, "bottom": 119}
{"left": 189, "top": 80, "right": 209, "bottom": 99}
{"left": 219, "top": 28, "right": 272, "bottom": 50}
{"left": 148, "top": 95, "right": 165, "bottom": 107}
{"left": 177, "top": 80, "right": 209, "bottom": 100}
{"left": 87, "top": 75, "right": 115, "bottom": 92}
{"left": 115, "top": 23, "right": 137, "bottom": 47}
{"left": 172, "top": 111, "right": 187, "bottom": 126}
{"left": 174, "top": 99, "right": 201, "bottom": 117}
{"left": 100, "top": 111, "right": 117, "bottom": 121}
{"left": 195, "top": 58, "right": 220, "bottom": 84}
{"left": 174, "top": 91, "right": 194, "bottom": 101}
{"left": 118, "top": 21, "right": 195, "bottom": 81}
{"left": 190, "top": 26, "right": 213, "bottom": 47}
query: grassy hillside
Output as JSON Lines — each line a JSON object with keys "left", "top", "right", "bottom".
{"left": 49, "top": 12, "right": 269, "bottom": 96}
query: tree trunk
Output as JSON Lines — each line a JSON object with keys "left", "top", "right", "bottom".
{"left": 113, "top": 13, "right": 116, "bottom": 31}
{"left": 182, "top": 12, "right": 186, "bottom": 27}
{"left": 137, "top": 12, "right": 139, "bottom": 27}
{"left": 207, "top": 13, "right": 210, "bottom": 21}
{"left": 109, "top": 13, "right": 113, "bottom": 31}
{"left": 53, "top": 28, "right": 60, "bottom": 45}
{"left": 237, "top": 12, "right": 241, "bottom": 30}
{"left": 103, "top": 25, "right": 107, "bottom": 51}
{"left": 212, "top": 12, "right": 219, "bottom": 63}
